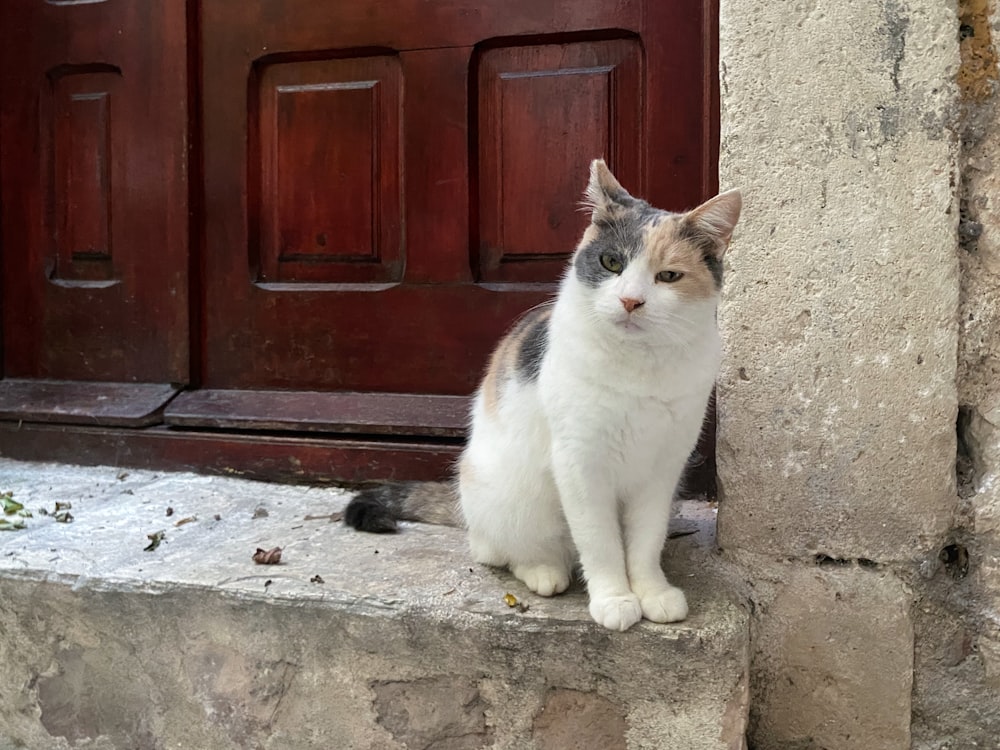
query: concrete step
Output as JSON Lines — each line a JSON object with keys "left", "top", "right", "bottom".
{"left": 0, "top": 459, "right": 748, "bottom": 750}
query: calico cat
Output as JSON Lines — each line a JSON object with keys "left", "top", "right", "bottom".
{"left": 346, "top": 159, "right": 741, "bottom": 631}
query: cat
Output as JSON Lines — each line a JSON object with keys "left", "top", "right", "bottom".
{"left": 345, "top": 159, "right": 741, "bottom": 631}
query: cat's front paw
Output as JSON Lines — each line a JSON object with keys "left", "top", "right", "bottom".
{"left": 512, "top": 563, "right": 571, "bottom": 597}
{"left": 639, "top": 585, "right": 688, "bottom": 623}
{"left": 589, "top": 594, "right": 643, "bottom": 631}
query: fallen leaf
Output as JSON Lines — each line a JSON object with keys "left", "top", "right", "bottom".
{"left": 2, "top": 494, "right": 25, "bottom": 515}
{"left": 165, "top": 506, "right": 174, "bottom": 517}
{"left": 503, "top": 592, "right": 519, "bottom": 608}
{"left": 54, "top": 511, "right": 73, "bottom": 524}
{"left": 667, "top": 529, "right": 699, "bottom": 539}
{"left": 116, "top": 471, "right": 129, "bottom": 481}
{"left": 0, "top": 518, "right": 26, "bottom": 532}
{"left": 54, "top": 501, "right": 72, "bottom": 512}
{"left": 264, "top": 579, "right": 273, "bottom": 589}
{"left": 252, "top": 507, "right": 269, "bottom": 519}
{"left": 173, "top": 516, "right": 197, "bottom": 527}
{"left": 252, "top": 546, "right": 282, "bottom": 565}
{"left": 213, "top": 514, "right": 222, "bottom": 521}
{"left": 310, "top": 574, "right": 325, "bottom": 584}
{"left": 144, "top": 530, "right": 165, "bottom": 552}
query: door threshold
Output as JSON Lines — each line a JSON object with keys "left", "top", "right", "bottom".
{"left": 0, "top": 422, "right": 459, "bottom": 484}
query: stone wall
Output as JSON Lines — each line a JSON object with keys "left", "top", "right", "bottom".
{"left": 716, "top": 0, "right": 1000, "bottom": 746}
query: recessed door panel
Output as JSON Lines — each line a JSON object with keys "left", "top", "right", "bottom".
{"left": 253, "top": 55, "right": 403, "bottom": 284}
{"left": 50, "top": 67, "right": 120, "bottom": 283}
{"left": 476, "top": 39, "right": 642, "bottom": 283}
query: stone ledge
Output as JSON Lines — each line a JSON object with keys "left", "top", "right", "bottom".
{"left": 0, "top": 459, "right": 748, "bottom": 750}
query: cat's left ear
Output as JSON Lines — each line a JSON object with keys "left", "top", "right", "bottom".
{"left": 682, "top": 189, "right": 742, "bottom": 257}
{"left": 584, "top": 159, "right": 633, "bottom": 222}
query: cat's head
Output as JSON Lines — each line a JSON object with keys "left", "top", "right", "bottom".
{"left": 571, "top": 159, "right": 741, "bottom": 340}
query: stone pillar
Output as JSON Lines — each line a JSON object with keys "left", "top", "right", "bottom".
{"left": 715, "top": 1, "right": 962, "bottom": 747}
{"left": 716, "top": 0, "right": 960, "bottom": 563}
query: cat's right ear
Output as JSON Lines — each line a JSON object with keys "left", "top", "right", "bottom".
{"left": 682, "top": 189, "right": 743, "bottom": 257}
{"left": 583, "top": 159, "right": 632, "bottom": 223}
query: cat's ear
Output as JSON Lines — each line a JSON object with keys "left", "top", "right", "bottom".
{"left": 681, "top": 189, "right": 742, "bottom": 257}
{"left": 583, "top": 159, "right": 632, "bottom": 222}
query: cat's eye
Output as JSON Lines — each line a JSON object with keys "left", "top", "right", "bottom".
{"left": 599, "top": 253, "right": 624, "bottom": 274}
{"left": 656, "top": 270, "right": 684, "bottom": 283}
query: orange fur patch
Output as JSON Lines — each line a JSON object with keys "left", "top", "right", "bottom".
{"left": 478, "top": 306, "right": 553, "bottom": 414}
{"left": 642, "top": 220, "right": 719, "bottom": 300}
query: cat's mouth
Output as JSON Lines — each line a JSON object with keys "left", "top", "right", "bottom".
{"left": 614, "top": 316, "right": 645, "bottom": 332}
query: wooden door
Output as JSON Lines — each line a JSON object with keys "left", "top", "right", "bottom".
{"left": 0, "top": 0, "right": 189, "bottom": 425}
{"left": 169, "top": 0, "right": 714, "bottom": 440}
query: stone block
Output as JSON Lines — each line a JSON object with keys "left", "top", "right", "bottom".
{"left": 0, "top": 459, "right": 748, "bottom": 750}
{"left": 746, "top": 562, "right": 914, "bottom": 750}
{"left": 716, "top": 0, "right": 960, "bottom": 561}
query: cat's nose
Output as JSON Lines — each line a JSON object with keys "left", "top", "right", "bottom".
{"left": 620, "top": 297, "right": 645, "bottom": 313}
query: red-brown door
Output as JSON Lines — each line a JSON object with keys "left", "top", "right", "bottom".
{"left": 0, "top": 0, "right": 716, "bottom": 481}
{"left": 168, "top": 0, "right": 713, "bottom": 439}
{"left": 0, "top": 0, "right": 189, "bottom": 425}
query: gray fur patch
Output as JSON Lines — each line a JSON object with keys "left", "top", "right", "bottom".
{"left": 516, "top": 312, "right": 550, "bottom": 381}
{"left": 574, "top": 203, "right": 661, "bottom": 288}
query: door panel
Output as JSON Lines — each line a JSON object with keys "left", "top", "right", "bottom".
{"left": 51, "top": 66, "right": 120, "bottom": 284}
{"left": 0, "top": 0, "right": 189, "bottom": 385}
{"left": 200, "top": 0, "right": 709, "bottom": 402}
{"left": 253, "top": 54, "right": 403, "bottom": 284}
{"left": 476, "top": 38, "right": 642, "bottom": 283}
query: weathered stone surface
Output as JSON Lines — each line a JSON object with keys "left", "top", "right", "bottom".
{"left": 716, "top": 0, "right": 961, "bottom": 561}
{"left": 374, "top": 677, "right": 491, "bottom": 750}
{"left": 531, "top": 689, "right": 626, "bottom": 750}
{"left": 0, "top": 459, "right": 748, "bottom": 750}
{"left": 942, "top": 0, "right": 1000, "bottom": 745}
{"left": 744, "top": 562, "right": 914, "bottom": 750}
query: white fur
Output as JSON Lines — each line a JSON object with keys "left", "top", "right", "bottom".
{"left": 458, "top": 254, "right": 722, "bottom": 631}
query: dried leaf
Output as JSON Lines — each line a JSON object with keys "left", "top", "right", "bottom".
{"left": 0, "top": 517, "right": 26, "bottom": 532}
{"left": 667, "top": 529, "right": 698, "bottom": 539}
{"left": 310, "top": 574, "right": 325, "bottom": 584}
{"left": 252, "top": 507, "right": 269, "bottom": 519}
{"left": 2, "top": 494, "right": 25, "bottom": 515}
{"left": 174, "top": 516, "right": 197, "bottom": 527}
{"left": 54, "top": 511, "right": 73, "bottom": 524}
{"left": 503, "top": 592, "right": 519, "bottom": 608}
{"left": 165, "top": 506, "right": 174, "bottom": 517}
{"left": 144, "top": 530, "right": 165, "bottom": 552}
{"left": 252, "top": 546, "right": 282, "bottom": 565}
{"left": 54, "top": 501, "right": 72, "bottom": 512}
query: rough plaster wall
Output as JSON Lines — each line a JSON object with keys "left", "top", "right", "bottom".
{"left": 713, "top": 0, "right": 1000, "bottom": 746}
{"left": 716, "top": 0, "right": 961, "bottom": 563}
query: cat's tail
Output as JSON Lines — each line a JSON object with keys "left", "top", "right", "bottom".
{"left": 343, "top": 481, "right": 461, "bottom": 533}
